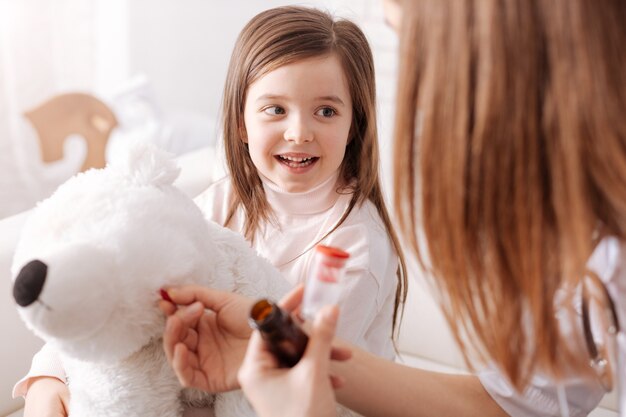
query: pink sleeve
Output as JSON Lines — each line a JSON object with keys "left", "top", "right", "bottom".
{"left": 12, "top": 343, "right": 66, "bottom": 398}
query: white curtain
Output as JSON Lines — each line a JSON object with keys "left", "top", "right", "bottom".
{"left": 0, "top": 0, "right": 127, "bottom": 219}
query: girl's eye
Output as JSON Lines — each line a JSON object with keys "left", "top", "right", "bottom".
{"left": 263, "top": 106, "right": 285, "bottom": 115}
{"left": 316, "top": 107, "right": 336, "bottom": 118}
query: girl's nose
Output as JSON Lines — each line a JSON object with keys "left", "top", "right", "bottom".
{"left": 284, "top": 116, "right": 313, "bottom": 144}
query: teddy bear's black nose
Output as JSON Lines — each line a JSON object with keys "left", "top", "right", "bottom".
{"left": 13, "top": 260, "right": 48, "bottom": 307}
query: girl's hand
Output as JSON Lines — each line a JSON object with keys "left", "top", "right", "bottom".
{"left": 23, "top": 376, "right": 69, "bottom": 417}
{"left": 238, "top": 305, "right": 350, "bottom": 417}
{"left": 160, "top": 285, "right": 255, "bottom": 392}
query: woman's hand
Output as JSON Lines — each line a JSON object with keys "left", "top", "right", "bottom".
{"left": 160, "top": 285, "right": 256, "bottom": 392}
{"left": 238, "top": 305, "right": 350, "bottom": 417}
{"left": 23, "top": 376, "right": 69, "bottom": 417}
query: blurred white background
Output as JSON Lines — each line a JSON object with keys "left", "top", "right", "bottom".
{"left": 0, "top": 0, "right": 398, "bottom": 219}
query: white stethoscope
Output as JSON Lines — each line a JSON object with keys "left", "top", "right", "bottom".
{"left": 581, "top": 271, "right": 624, "bottom": 416}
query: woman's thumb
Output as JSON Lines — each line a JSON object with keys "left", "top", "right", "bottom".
{"left": 304, "top": 305, "right": 339, "bottom": 363}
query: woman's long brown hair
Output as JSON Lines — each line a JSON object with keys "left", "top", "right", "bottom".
{"left": 222, "top": 6, "right": 407, "bottom": 335}
{"left": 394, "top": 0, "right": 626, "bottom": 388}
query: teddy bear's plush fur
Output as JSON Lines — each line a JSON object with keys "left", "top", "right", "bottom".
{"left": 12, "top": 144, "right": 290, "bottom": 416}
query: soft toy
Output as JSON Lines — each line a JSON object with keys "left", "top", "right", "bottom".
{"left": 11, "top": 144, "right": 290, "bottom": 416}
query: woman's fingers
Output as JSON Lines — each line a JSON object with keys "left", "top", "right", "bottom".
{"left": 247, "top": 331, "right": 279, "bottom": 369}
{"left": 303, "top": 305, "right": 339, "bottom": 369}
{"left": 330, "top": 373, "right": 347, "bottom": 389}
{"left": 278, "top": 284, "right": 304, "bottom": 312}
{"left": 238, "top": 329, "right": 281, "bottom": 391}
{"left": 330, "top": 345, "right": 352, "bottom": 361}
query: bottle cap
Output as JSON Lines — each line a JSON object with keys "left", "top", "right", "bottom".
{"left": 315, "top": 245, "right": 349, "bottom": 268}
{"left": 316, "top": 245, "right": 349, "bottom": 258}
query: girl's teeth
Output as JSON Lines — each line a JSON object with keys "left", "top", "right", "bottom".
{"left": 281, "top": 155, "right": 312, "bottom": 162}
{"left": 278, "top": 155, "right": 316, "bottom": 167}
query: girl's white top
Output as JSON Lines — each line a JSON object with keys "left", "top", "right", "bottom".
{"left": 194, "top": 172, "right": 399, "bottom": 359}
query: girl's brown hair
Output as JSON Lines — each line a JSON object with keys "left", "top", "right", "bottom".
{"left": 222, "top": 6, "right": 407, "bottom": 333}
{"left": 394, "top": 0, "right": 626, "bottom": 388}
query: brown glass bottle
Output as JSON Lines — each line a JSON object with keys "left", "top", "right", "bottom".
{"left": 249, "top": 299, "right": 309, "bottom": 368}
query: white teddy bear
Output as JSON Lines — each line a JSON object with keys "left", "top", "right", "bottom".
{"left": 11, "top": 144, "right": 290, "bottom": 416}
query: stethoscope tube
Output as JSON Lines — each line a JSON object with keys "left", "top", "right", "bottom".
{"left": 581, "top": 271, "right": 623, "bottom": 416}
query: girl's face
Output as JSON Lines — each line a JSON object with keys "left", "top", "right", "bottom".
{"left": 243, "top": 54, "right": 352, "bottom": 193}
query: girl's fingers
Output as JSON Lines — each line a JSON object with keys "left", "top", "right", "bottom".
{"left": 163, "top": 302, "right": 204, "bottom": 363}
{"left": 172, "top": 343, "right": 195, "bottom": 388}
{"left": 172, "top": 342, "right": 208, "bottom": 391}
{"left": 162, "top": 285, "right": 236, "bottom": 311}
{"left": 174, "top": 301, "right": 205, "bottom": 326}
{"left": 163, "top": 315, "right": 183, "bottom": 364}
{"left": 158, "top": 299, "right": 177, "bottom": 316}
{"left": 182, "top": 328, "right": 199, "bottom": 351}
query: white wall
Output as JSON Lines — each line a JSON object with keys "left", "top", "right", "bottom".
{"left": 125, "top": 0, "right": 399, "bottom": 187}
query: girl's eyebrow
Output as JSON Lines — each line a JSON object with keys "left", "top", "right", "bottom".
{"left": 255, "top": 94, "right": 346, "bottom": 106}
{"left": 255, "top": 94, "right": 287, "bottom": 103}
{"left": 316, "top": 95, "right": 346, "bottom": 106}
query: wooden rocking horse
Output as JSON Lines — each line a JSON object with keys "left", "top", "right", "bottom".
{"left": 24, "top": 93, "right": 118, "bottom": 172}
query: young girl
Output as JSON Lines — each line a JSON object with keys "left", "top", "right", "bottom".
{"left": 164, "top": 1, "right": 626, "bottom": 417}
{"left": 16, "top": 6, "right": 407, "bottom": 415}
{"left": 196, "top": 4, "right": 407, "bottom": 358}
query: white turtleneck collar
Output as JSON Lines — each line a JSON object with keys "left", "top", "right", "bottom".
{"left": 260, "top": 171, "right": 341, "bottom": 215}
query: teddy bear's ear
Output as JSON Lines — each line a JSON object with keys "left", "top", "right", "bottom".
{"left": 109, "top": 142, "right": 181, "bottom": 187}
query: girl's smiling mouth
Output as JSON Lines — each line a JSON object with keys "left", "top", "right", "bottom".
{"left": 275, "top": 153, "right": 320, "bottom": 170}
